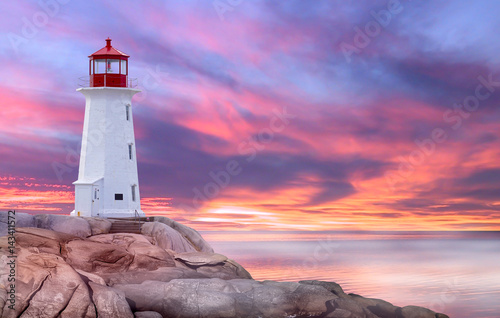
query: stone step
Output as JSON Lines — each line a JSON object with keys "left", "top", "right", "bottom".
{"left": 108, "top": 217, "right": 152, "bottom": 222}
{"left": 109, "top": 221, "right": 143, "bottom": 234}
{"left": 109, "top": 229, "right": 142, "bottom": 234}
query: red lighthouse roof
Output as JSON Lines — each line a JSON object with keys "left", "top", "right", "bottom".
{"left": 89, "top": 38, "right": 129, "bottom": 58}
{"left": 85, "top": 38, "right": 132, "bottom": 88}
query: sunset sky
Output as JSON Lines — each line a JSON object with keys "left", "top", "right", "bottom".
{"left": 1, "top": 0, "right": 499, "bottom": 231}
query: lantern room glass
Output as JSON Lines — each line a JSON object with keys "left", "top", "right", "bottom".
{"left": 121, "top": 60, "right": 127, "bottom": 75}
{"left": 107, "top": 59, "right": 119, "bottom": 74}
{"left": 95, "top": 59, "right": 106, "bottom": 74}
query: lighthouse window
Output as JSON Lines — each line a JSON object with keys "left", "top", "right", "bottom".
{"left": 128, "top": 144, "right": 133, "bottom": 160}
{"left": 95, "top": 59, "right": 106, "bottom": 74}
{"left": 126, "top": 104, "right": 130, "bottom": 121}
{"left": 121, "top": 60, "right": 127, "bottom": 75}
{"left": 131, "top": 185, "right": 136, "bottom": 202}
{"left": 115, "top": 193, "right": 123, "bottom": 200}
{"left": 107, "top": 59, "right": 119, "bottom": 74}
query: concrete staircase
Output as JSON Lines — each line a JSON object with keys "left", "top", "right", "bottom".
{"left": 108, "top": 218, "right": 147, "bottom": 234}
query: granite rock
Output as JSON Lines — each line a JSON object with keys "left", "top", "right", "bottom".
{"left": 0, "top": 213, "right": 450, "bottom": 318}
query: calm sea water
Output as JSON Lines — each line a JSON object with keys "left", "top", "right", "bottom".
{"left": 202, "top": 231, "right": 500, "bottom": 318}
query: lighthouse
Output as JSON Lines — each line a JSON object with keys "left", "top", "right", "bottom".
{"left": 71, "top": 38, "right": 144, "bottom": 218}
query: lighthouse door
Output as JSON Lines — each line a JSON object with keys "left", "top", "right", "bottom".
{"left": 91, "top": 186, "right": 100, "bottom": 217}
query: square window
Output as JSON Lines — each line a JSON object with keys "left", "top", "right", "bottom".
{"left": 115, "top": 193, "right": 123, "bottom": 200}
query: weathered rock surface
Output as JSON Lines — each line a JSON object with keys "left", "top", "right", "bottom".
{"left": 141, "top": 221, "right": 198, "bottom": 253}
{"left": 300, "top": 279, "right": 347, "bottom": 298}
{"left": 15, "top": 227, "right": 79, "bottom": 255}
{"left": 100, "top": 267, "right": 208, "bottom": 286}
{"left": 348, "top": 293, "right": 399, "bottom": 318}
{"left": 0, "top": 213, "right": 213, "bottom": 252}
{"left": 0, "top": 212, "right": 450, "bottom": 318}
{"left": 399, "top": 305, "right": 438, "bottom": 318}
{"left": 6, "top": 249, "right": 95, "bottom": 318}
{"left": 134, "top": 311, "right": 163, "bottom": 318}
{"left": 175, "top": 251, "right": 228, "bottom": 265}
{"left": 82, "top": 217, "right": 112, "bottom": 236}
{"left": 174, "top": 252, "right": 253, "bottom": 280}
{"left": 90, "top": 282, "right": 134, "bottom": 318}
{"left": 0, "top": 212, "right": 35, "bottom": 236}
{"left": 114, "top": 279, "right": 339, "bottom": 317}
{"left": 150, "top": 216, "right": 214, "bottom": 253}
{"left": 194, "top": 257, "right": 254, "bottom": 280}
{"left": 34, "top": 213, "right": 92, "bottom": 238}
{"left": 77, "top": 269, "right": 107, "bottom": 285}
{"left": 66, "top": 239, "right": 135, "bottom": 273}
{"left": 89, "top": 233, "right": 176, "bottom": 271}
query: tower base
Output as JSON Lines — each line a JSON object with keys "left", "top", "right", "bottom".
{"left": 70, "top": 209, "right": 145, "bottom": 218}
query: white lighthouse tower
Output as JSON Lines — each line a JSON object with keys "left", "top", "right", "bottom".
{"left": 71, "top": 38, "right": 144, "bottom": 218}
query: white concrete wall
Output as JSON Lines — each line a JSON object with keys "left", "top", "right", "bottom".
{"left": 73, "top": 87, "right": 144, "bottom": 218}
{"left": 74, "top": 184, "right": 92, "bottom": 217}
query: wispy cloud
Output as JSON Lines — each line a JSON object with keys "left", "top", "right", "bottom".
{"left": 1, "top": 0, "right": 499, "bottom": 231}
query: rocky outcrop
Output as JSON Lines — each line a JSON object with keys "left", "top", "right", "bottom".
{"left": 0, "top": 213, "right": 214, "bottom": 252}
{"left": 149, "top": 216, "right": 213, "bottom": 253}
{"left": 0, "top": 213, "right": 90, "bottom": 238}
{"left": 0, "top": 212, "right": 35, "bottom": 230}
{"left": 113, "top": 279, "right": 340, "bottom": 317}
{"left": 4, "top": 249, "right": 95, "bottom": 318}
{"left": 89, "top": 282, "right": 134, "bottom": 318}
{"left": 82, "top": 217, "right": 112, "bottom": 236}
{"left": 134, "top": 312, "right": 163, "bottom": 318}
{"left": 34, "top": 214, "right": 93, "bottom": 238}
{"left": 0, "top": 212, "right": 450, "bottom": 318}
{"left": 299, "top": 279, "right": 348, "bottom": 298}
{"left": 175, "top": 251, "right": 253, "bottom": 280}
{"left": 100, "top": 267, "right": 209, "bottom": 286}
{"left": 89, "top": 233, "right": 175, "bottom": 271}
{"left": 174, "top": 251, "right": 228, "bottom": 265}
{"left": 141, "top": 221, "right": 198, "bottom": 253}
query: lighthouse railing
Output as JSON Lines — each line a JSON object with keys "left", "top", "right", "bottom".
{"left": 128, "top": 77, "right": 139, "bottom": 88}
{"left": 78, "top": 76, "right": 91, "bottom": 87}
{"left": 134, "top": 209, "right": 141, "bottom": 232}
{"left": 78, "top": 76, "right": 139, "bottom": 88}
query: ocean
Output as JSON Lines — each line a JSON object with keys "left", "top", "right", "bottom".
{"left": 202, "top": 231, "right": 500, "bottom": 318}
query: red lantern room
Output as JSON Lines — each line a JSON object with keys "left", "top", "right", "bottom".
{"left": 88, "top": 38, "right": 129, "bottom": 87}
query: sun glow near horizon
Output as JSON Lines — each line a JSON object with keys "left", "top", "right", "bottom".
{"left": 1, "top": 175, "right": 499, "bottom": 232}
{"left": 1, "top": 1, "right": 500, "bottom": 234}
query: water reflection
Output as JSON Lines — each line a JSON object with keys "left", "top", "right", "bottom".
{"left": 205, "top": 232, "right": 500, "bottom": 318}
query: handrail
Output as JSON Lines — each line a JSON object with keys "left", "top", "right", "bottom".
{"left": 78, "top": 76, "right": 138, "bottom": 88}
{"left": 128, "top": 78, "right": 138, "bottom": 88}
{"left": 134, "top": 209, "right": 140, "bottom": 232}
{"left": 78, "top": 76, "right": 90, "bottom": 87}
